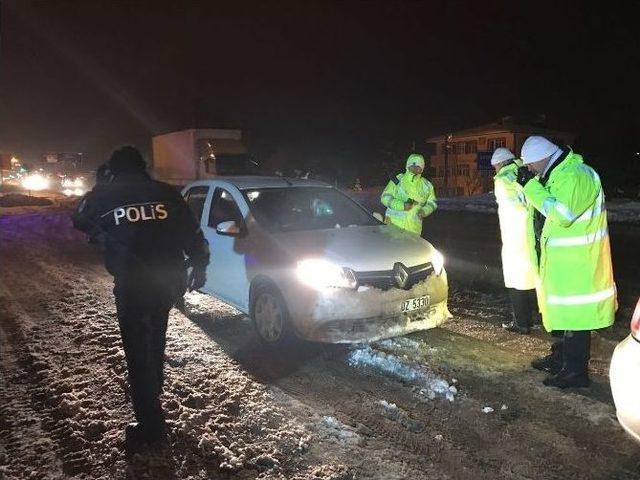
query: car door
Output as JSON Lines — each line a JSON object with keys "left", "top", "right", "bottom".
{"left": 183, "top": 185, "right": 210, "bottom": 225}
{"left": 202, "top": 186, "right": 251, "bottom": 312}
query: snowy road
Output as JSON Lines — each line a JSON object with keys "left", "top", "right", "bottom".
{"left": 422, "top": 210, "right": 640, "bottom": 314}
{"left": 1, "top": 209, "right": 639, "bottom": 479}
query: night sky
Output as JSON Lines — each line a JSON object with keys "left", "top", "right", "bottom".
{"left": 1, "top": 1, "right": 638, "bottom": 182}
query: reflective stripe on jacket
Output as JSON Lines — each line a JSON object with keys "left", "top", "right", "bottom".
{"left": 522, "top": 150, "right": 615, "bottom": 332}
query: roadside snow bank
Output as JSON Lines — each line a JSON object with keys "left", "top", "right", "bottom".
{"left": 347, "top": 189, "right": 640, "bottom": 224}
{"left": 438, "top": 195, "right": 640, "bottom": 224}
{"left": 348, "top": 345, "right": 455, "bottom": 402}
{"left": 0, "top": 193, "right": 53, "bottom": 207}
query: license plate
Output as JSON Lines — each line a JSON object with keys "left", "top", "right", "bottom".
{"left": 400, "top": 295, "right": 430, "bottom": 313}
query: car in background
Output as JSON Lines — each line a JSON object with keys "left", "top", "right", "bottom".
{"left": 60, "top": 175, "right": 87, "bottom": 197}
{"left": 609, "top": 297, "right": 640, "bottom": 443}
{"left": 182, "top": 176, "right": 451, "bottom": 346}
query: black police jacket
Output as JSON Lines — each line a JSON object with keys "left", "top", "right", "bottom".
{"left": 72, "top": 171, "right": 209, "bottom": 288}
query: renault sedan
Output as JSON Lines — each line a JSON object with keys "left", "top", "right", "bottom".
{"left": 182, "top": 176, "right": 451, "bottom": 345}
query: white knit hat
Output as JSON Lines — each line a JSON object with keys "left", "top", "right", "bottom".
{"left": 521, "top": 136, "right": 560, "bottom": 165}
{"left": 490, "top": 147, "right": 515, "bottom": 166}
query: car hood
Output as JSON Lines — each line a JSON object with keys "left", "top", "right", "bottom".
{"left": 273, "top": 224, "right": 436, "bottom": 271}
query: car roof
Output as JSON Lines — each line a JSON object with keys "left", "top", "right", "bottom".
{"left": 187, "top": 176, "right": 332, "bottom": 190}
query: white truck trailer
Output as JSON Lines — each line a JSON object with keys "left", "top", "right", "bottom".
{"left": 152, "top": 128, "right": 256, "bottom": 185}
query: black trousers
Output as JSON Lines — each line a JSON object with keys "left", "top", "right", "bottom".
{"left": 114, "top": 281, "right": 174, "bottom": 428}
{"left": 549, "top": 330, "right": 591, "bottom": 375}
{"left": 508, "top": 288, "right": 538, "bottom": 328}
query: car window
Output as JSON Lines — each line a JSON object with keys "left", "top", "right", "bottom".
{"left": 209, "top": 188, "right": 244, "bottom": 228}
{"left": 183, "top": 186, "right": 209, "bottom": 223}
{"left": 242, "top": 187, "right": 379, "bottom": 232}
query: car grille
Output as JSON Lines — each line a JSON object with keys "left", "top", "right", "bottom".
{"left": 354, "top": 262, "right": 434, "bottom": 290}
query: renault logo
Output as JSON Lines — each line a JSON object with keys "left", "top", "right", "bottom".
{"left": 393, "top": 262, "right": 410, "bottom": 289}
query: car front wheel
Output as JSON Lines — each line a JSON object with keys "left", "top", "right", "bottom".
{"left": 251, "top": 284, "right": 294, "bottom": 346}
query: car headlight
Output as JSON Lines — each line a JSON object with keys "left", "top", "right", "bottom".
{"left": 22, "top": 173, "right": 49, "bottom": 191}
{"left": 296, "top": 259, "right": 357, "bottom": 290}
{"left": 432, "top": 250, "right": 445, "bottom": 275}
{"left": 62, "top": 177, "right": 84, "bottom": 189}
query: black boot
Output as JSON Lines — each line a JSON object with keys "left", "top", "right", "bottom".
{"left": 531, "top": 354, "right": 561, "bottom": 373}
{"left": 543, "top": 369, "right": 590, "bottom": 388}
{"left": 506, "top": 289, "right": 533, "bottom": 334}
{"left": 543, "top": 330, "right": 591, "bottom": 389}
{"left": 531, "top": 335, "right": 563, "bottom": 373}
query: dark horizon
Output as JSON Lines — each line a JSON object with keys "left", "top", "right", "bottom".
{"left": 1, "top": 1, "right": 638, "bottom": 183}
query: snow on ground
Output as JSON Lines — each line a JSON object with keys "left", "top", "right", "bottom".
{"left": 0, "top": 212, "right": 355, "bottom": 480}
{"left": 3, "top": 209, "right": 640, "bottom": 480}
{"left": 376, "top": 336, "right": 439, "bottom": 356}
{"left": 347, "top": 345, "right": 456, "bottom": 402}
{"left": 319, "top": 417, "right": 360, "bottom": 446}
{"left": 606, "top": 198, "right": 640, "bottom": 223}
{"left": 348, "top": 188, "right": 640, "bottom": 224}
{"left": 439, "top": 194, "right": 640, "bottom": 224}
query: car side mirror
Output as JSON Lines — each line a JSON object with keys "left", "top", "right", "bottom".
{"left": 216, "top": 220, "right": 243, "bottom": 236}
{"left": 372, "top": 212, "right": 384, "bottom": 222}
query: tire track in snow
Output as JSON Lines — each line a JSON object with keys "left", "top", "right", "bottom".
{"left": 0, "top": 274, "right": 118, "bottom": 477}
{"left": 1, "top": 211, "right": 355, "bottom": 479}
{"left": 0, "top": 298, "right": 66, "bottom": 479}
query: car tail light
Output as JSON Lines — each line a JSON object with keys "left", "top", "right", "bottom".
{"left": 631, "top": 297, "right": 640, "bottom": 340}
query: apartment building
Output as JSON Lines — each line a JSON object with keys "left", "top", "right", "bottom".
{"left": 425, "top": 120, "right": 574, "bottom": 196}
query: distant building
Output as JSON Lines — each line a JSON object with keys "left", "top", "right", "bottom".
{"left": 425, "top": 120, "right": 574, "bottom": 196}
{"left": 42, "top": 152, "right": 84, "bottom": 169}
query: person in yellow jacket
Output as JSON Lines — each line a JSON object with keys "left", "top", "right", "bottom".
{"left": 516, "top": 136, "right": 616, "bottom": 388}
{"left": 380, "top": 153, "right": 437, "bottom": 235}
{"left": 491, "top": 148, "right": 538, "bottom": 334}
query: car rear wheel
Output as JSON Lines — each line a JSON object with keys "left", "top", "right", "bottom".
{"left": 251, "top": 284, "right": 294, "bottom": 346}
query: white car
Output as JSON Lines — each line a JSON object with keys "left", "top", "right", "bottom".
{"left": 609, "top": 297, "right": 640, "bottom": 443}
{"left": 182, "top": 176, "right": 451, "bottom": 345}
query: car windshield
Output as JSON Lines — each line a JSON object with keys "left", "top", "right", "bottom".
{"left": 242, "top": 186, "right": 379, "bottom": 232}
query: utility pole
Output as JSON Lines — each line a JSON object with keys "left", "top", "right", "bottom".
{"left": 443, "top": 134, "right": 452, "bottom": 195}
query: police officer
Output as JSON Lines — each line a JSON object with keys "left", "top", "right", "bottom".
{"left": 79, "top": 163, "right": 113, "bottom": 245}
{"left": 516, "top": 136, "right": 615, "bottom": 388}
{"left": 491, "top": 148, "right": 538, "bottom": 334}
{"left": 72, "top": 146, "right": 209, "bottom": 446}
{"left": 381, "top": 153, "right": 437, "bottom": 235}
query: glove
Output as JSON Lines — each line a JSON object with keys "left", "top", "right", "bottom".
{"left": 404, "top": 199, "right": 417, "bottom": 211}
{"left": 516, "top": 166, "right": 535, "bottom": 186}
{"left": 188, "top": 266, "right": 207, "bottom": 292}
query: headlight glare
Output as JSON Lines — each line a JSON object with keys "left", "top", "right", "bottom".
{"left": 22, "top": 173, "right": 49, "bottom": 191}
{"left": 432, "top": 250, "right": 445, "bottom": 275}
{"left": 296, "top": 259, "right": 357, "bottom": 290}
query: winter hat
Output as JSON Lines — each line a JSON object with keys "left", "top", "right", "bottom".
{"left": 490, "top": 147, "right": 515, "bottom": 166}
{"left": 406, "top": 153, "right": 425, "bottom": 170}
{"left": 521, "top": 136, "right": 560, "bottom": 165}
{"left": 108, "top": 146, "right": 146, "bottom": 174}
{"left": 95, "top": 163, "right": 112, "bottom": 184}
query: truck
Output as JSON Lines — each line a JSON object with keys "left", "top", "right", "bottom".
{"left": 151, "top": 128, "right": 257, "bottom": 186}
